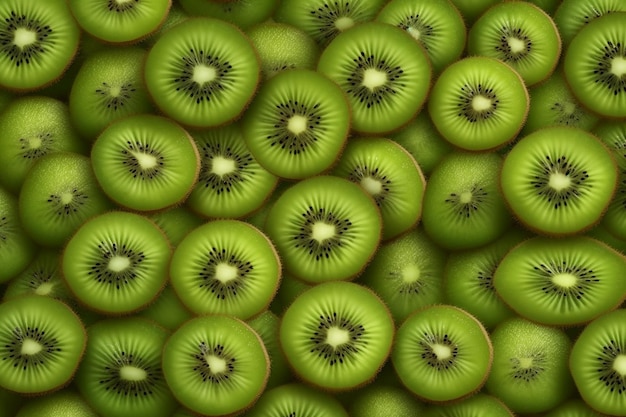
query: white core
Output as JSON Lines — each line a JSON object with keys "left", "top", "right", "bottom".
{"left": 119, "top": 365, "right": 148, "bottom": 381}
{"left": 360, "top": 176, "right": 382, "bottom": 195}
{"left": 211, "top": 156, "right": 236, "bottom": 177}
{"left": 193, "top": 64, "right": 217, "bottom": 85}
{"left": 610, "top": 56, "right": 626, "bottom": 78}
{"left": 311, "top": 222, "right": 336, "bottom": 243}
{"left": 401, "top": 264, "right": 421, "bottom": 284}
{"left": 551, "top": 273, "right": 578, "bottom": 288}
{"left": 133, "top": 152, "right": 158, "bottom": 170}
{"left": 361, "top": 68, "right": 387, "bottom": 90}
{"left": 507, "top": 37, "right": 526, "bottom": 54}
{"left": 108, "top": 256, "right": 130, "bottom": 272}
{"left": 287, "top": 114, "right": 308, "bottom": 135}
{"left": 13, "top": 28, "right": 37, "bottom": 49}
{"left": 432, "top": 343, "right": 453, "bottom": 360}
{"left": 326, "top": 327, "right": 350, "bottom": 348}
{"left": 334, "top": 16, "right": 354, "bottom": 31}
{"left": 613, "top": 354, "right": 626, "bottom": 376}
{"left": 548, "top": 172, "right": 571, "bottom": 192}
{"left": 459, "top": 191, "right": 474, "bottom": 204}
{"left": 214, "top": 263, "right": 238, "bottom": 283}
{"left": 21, "top": 338, "right": 43, "bottom": 356}
{"left": 205, "top": 354, "right": 227, "bottom": 374}
{"left": 471, "top": 95, "right": 492, "bottom": 112}
{"left": 34, "top": 282, "right": 54, "bottom": 296}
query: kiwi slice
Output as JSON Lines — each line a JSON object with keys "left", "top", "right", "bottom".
{"left": 554, "top": 0, "right": 626, "bottom": 47}
{"left": 3, "top": 249, "right": 69, "bottom": 302}
{"left": 0, "top": 95, "right": 86, "bottom": 194}
{"left": 391, "top": 304, "right": 493, "bottom": 403}
{"left": 178, "top": 0, "right": 278, "bottom": 30}
{"left": 246, "top": 21, "right": 321, "bottom": 80}
{"left": 494, "top": 236, "right": 626, "bottom": 326}
{"left": 543, "top": 398, "right": 607, "bottom": 417}
{"left": 279, "top": 281, "right": 394, "bottom": 390}
{"left": 264, "top": 175, "right": 382, "bottom": 284}
{"left": 274, "top": 0, "right": 387, "bottom": 47}
{"left": 18, "top": 152, "right": 114, "bottom": 248}
{"left": 358, "top": 226, "right": 447, "bottom": 323}
{"left": 68, "top": 47, "right": 154, "bottom": 141}
{"left": 0, "top": 186, "right": 38, "bottom": 284}
{"left": 375, "top": 0, "right": 466, "bottom": 74}
{"left": 0, "top": 295, "right": 87, "bottom": 394}
{"left": 486, "top": 317, "right": 576, "bottom": 414}
{"left": 522, "top": 66, "right": 600, "bottom": 135}
{"left": 0, "top": 0, "right": 80, "bottom": 91}
{"left": 68, "top": 0, "right": 171, "bottom": 44}
{"left": 421, "top": 151, "right": 512, "bottom": 250}
{"left": 14, "top": 389, "right": 98, "bottom": 417}
{"left": 169, "top": 219, "right": 281, "bottom": 319}
{"left": 246, "top": 383, "right": 349, "bottom": 417}
{"left": 162, "top": 314, "right": 269, "bottom": 416}
{"left": 467, "top": 1, "right": 562, "bottom": 86}
{"left": 317, "top": 21, "right": 431, "bottom": 135}
{"left": 428, "top": 56, "right": 529, "bottom": 151}
{"left": 348, "top": 384, "right": 427, "bottom": 417}
{"left": 425, "top": 393, "right": 515, "bottom": 417}
{"left": 570, "top": 309, "right": 626, "bottom": 416}
{"left": 500, "top": 126, "right": 618, "bottom": 235}
{"left": 242, "top": 69, "right": 351, "bottom": 180}
{"left": 61, "top": 210, "right": 172, "bottom": 315}
{"left": 563, "top": 12, "right": 626, "bottom": 119}
{"left": 144, "top": 17, "right": 260, "bottom": 128}
{"left": 443, "top": 227, "right": 530, "bottom": 330}
{"left": 75, "top": 317, "right": 177, "bottom": 417}
{"left": 332, "top": 137, "right": 426, "bottom": 241}
{"left": 594, "top": 120, "right": 626, "bottom": 170}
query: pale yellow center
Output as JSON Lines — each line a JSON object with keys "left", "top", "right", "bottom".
{"left": 610, "top": 56, "right": 626, "bottom": 78}
{"left": 119, "top": 365, "right": 147, "bottom": 381}
{"left": 407, "top": 26, "right": 421, "bottom": 41}
{"left": 401, "top": 264, "right": 421, "bottom": 284}
{"left": 27, "top": 136, "right": 42, "bottom": 149}
{"left": 108, "top": 256, "right": 130, "bottom": 273}
{"left": 362, "top": 68, "right": 387, "bottom": 90}
{"left": 360, "top": 176, "right": 382, "bottom": 195}
{"left": 311, "top": 222, "right": 336, "bottom": 243}
{"left": 326, "top": 327, "right": 350, "bottom": 348}
{"left": 472, "top": 95, "right": 492, "bottom": 112}
{"left": 34, "top": 282, "right": 54, "bottom": 296}
{"left": 193, "top": 64, "right": 217, "bottom": 85}
{"left": 518, "top": 357, "right": 534, "bottom": 369}
{"left": 551, "top": 273, "right": 578, "bottom": 288}
{"left": 432, "top": 344, "right": 453, "bottom": 360}
{"left": 21, "top": 338, "right": 43, "bottom": 356}
{"left": 211, "top": 156, "right": 236, "bottom": 177}
{"left": 334, "top": 16, "right": 354, "bottom": 31}
{"left": 59, "top": 192, "right": 74, "bottom": 205}
{"left": 613, "top": 354, "right": 626, "bottom": 376}
{"left": 133, "top": 152, "right": 158, "bottom": 170}
{"left": 205, "top": 354, "right": 227, "bottom": 374}
{"left": 459, "top": 191, "right": 474, "bottom": 204}
{"left": 549, "top": 172, "right": 571, "bottom": 192}
{"left": 507, "top": 37, "right": 526, "bottom": 54}
{"left": 287, "top": 115, "right": 308, "bottom": 135}
{"left": 214, "top": 263, "right": 238, "bottom": 283}
{"left": 13, "top": 28, "right": 37, "bottom": 49}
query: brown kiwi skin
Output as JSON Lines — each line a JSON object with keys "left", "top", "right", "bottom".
{"left": 498, "top": 127, "right": 619, "bottom": 237}
{"left": 143, "top": 17, "right": 263, "bottom": 130}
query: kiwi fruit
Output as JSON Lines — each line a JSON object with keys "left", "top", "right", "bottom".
{"left": 14, "top": 389, "right": 98, "bottom": 417}
{"left": 500, "top": 126, "right": 618, "bottom": 236}
{"left": 543, "top": 398, "right": 607, "bottom": 417}
{"left": 570, "top": 309, "right": 626, "bottom": 416}
{"left": 358, "top": 226, "right": 447, "bottom": 324}
{"left": 375, "top": 0, "right": 467, "bottom": 74}
{"left": 391, "top": 304, "right": 493, "bottom": 403}
{"left": 467, "top": 1, "right": 562, "bottom": 86}
{"left": 0, "top": 387, "right": 23, "bottom": 417}
{"left": 178, "top": 0, "right": 279, "bottom": 30}
{"left": 0, "top": 295, "right": 87, "bottom": 394}
{"left": 494, "top": 236, "right": 626, "bottom": 326}
{"left": 68, "top": 47, "right": 154, "bottom": 141}
{"left": 279, "top": 281, "right": 395, "bottom": 391}
{"left": 428, "top": 56, "right": 529, "bottom": 151}
{"left": 61, "top": 210, "right": 172, "bottom": 315}
{"left": 0, "top": 186, "right": 38, "bottom": 284}
{"left": 246, "top": 383, "right": 349, "bottom": 417}
{"left": 169, "top": 219, "right": 281, "bottom": 319}
{"left": 137, "top": 284, "right": 193, "bottom": 331}
{"left": 485, "top": 317, "right": 576, "bottom": 414}
{"left": 146, "top": 205, "right": 204, "bottom": 247}
{"left": 75, "top": 317, "right": 177, "bottom": 417}
{"left": 593, "top": 120, "right": 626, "bottom": 170}
{"left": 144, "top": 17, "right": 260, "bottom": 128}
{"left": 448, "top": 0, "right": 500, "bottom": 25}
{"left": 242, "top": 68, "right": 351, "bottom": 180}
{"left": 246, "top": 21, "right": 321, "bottom": 80}
{"left": 0, "top": 95, "right": 86, "bottom": 194}
{"left": 264, "top": 175, "right": 382, "bottom": 284}
{"left": 563, "top": 12, "right": 626, "bottom": 119}
{"left": 274, "top": 0, "right": 387, "bottom": 47}
{"left": 0, "top": 0, "right": 81, "bottom": 91}
{"left": 317, "top": 21, "right": 431, "bottom": 135}
{"left": 425, "top": 393, "right": 515, "bottom": 417}
{"left": 18, "top": 152, "right": 114, "bottom": 248}
{"left": 2, "top": 249, "right": 69, "bottom": 302}
{"left": 162, "top": 314, "right": 269, "bottom": 416}
{"left": 554, "top": 0, "right": 626, "bottom": 47}
{"left": 268, "top": 272, "right": 312, "bottom": 316}
{"left": 90, "top": 114, "right": 201, "bottom": 212}
{"left": 421, "top": 151, "right": 512, "bottom": 250}
{"left": 348, "top": 384, "right": 427, "bottom": 417}
{"left": 68, "top": 0, "right": 171, "bottom": 44}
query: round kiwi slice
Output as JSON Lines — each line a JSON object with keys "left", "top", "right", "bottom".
{"left": 467, "top": 1, "right": 562, "bottom": 86}
{"left": 358, "top": 226, "right": 447, "bottom": 323}
{"left": 279, "top": 281, "right": 394, "bottom": 391}
{"left": 421, "top": 151, "right": 512, "bottom": 251}
{"left": 169, "top": 219, "right": 281, "bottom": 319}
{"left": 425, "top": 393, "right": 515, "bottom": 417}
{"left": 246, "top": 383, "right": 349, "bottom": 417}
{"left": 375, "top": 0, "right": 466, "bottom": 74}
{"left": 162, "top": 314, "right": 269, "bottom": 416}
{"left": 91, "top": 114, "right": 200, "bottom": 212}
{"left": 486, "top": 317, "right": 576, "bottom": 414}
{"left": 317, "top": 21, "right": 431, "bottom": 135}
{"left": 500, "top": 126, "right": 618, "bottom": 235}
{"left": 246, "top": 21, "right": 321, "bottom": 80}
{"left": 0, "top": 295, "right": 87, "bottom": 394}
{"left": 75, "top": 317, "right": 177, "bottom": 417}
{"left": 61, "top": 210, "right": 172, "bottom": 315}
{"left": 264, "top": 175, "right": 382, "bottom": 283}
{"left": 570, "top": 309, "right": 626, "bottom": 416}
{"left": 2, "top": 249, "right": 69, "bottom": 302}
{"left": 242, "top": 68, "right": 351, "bottom": 180}
{"left": 178, "top": 0, "right": 278, "bottom": 30}
{"left": 428, "top": 56, "right": 529, "bottom": 151}
{"left": 68, "top": 0, "right": 171, "bottom": 44}
{"left": 14, "top": 389, "right": 98, "bottom": 417}
{"left": 0, "top": 95, "right": 86, "bottom": 194}
{"left": 144, "top": 17, "right": 260, "bottom": 128}
{"left": 554, "top": 0, "right": 626, "bottom": 47}
{"left": 68, "top": 47, "right": 155, "bottom": 141}
{"left": 348, "top": 384, "right": 427, "bottom": 417}
{"left": 593, "top": 120, "right": 626, "bottom": 170}
{"left": 0, "top": 0, "right": 81, "bottom": 91}
{"left": 0, "top": 186, "right": 38, "bottom": 284}
{"left": 563, "top": 12, "right": 626, "bottom": 119}
{"left": 494, "top": 236, "right": 626, "bottom": 326}
{"left": 18, "top": 152, "right": 114, "bottom": 248}
{"left": 391, "top": 304, "right": 493, "bottom": 403}
{"left": 274, "top": 0, "right": 387, "bottom": 47}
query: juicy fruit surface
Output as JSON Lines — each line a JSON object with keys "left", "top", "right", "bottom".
{"left": 1, "top": 1, "right": 626, "bottom": 415}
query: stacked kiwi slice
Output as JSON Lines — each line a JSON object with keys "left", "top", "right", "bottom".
{"left": 3, "top": 2, "right": 626, "bottom": 416}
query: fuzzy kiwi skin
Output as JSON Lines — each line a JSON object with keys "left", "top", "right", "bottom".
{"left": 14, "top": 389, "right": 98, "bottom": 417}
